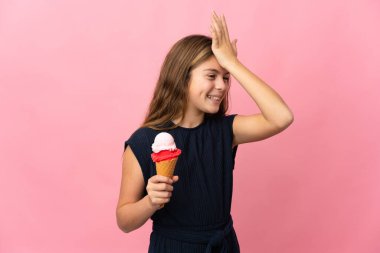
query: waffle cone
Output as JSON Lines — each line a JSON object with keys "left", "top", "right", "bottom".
{"left": 155, "top": 158, "right": 178, "bottom": 178}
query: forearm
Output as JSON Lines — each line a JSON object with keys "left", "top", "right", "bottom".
{"left": 228, "top": 59, "right": 294, "bottom": 126}
{"left": 116, "top": 195, "right": 158, "bottom": 233}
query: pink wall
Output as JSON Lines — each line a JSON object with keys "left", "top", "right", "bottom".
{"left": 1, "top": 1, "right": 379, "bottom": 252}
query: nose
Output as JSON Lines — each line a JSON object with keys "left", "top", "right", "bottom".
{"left": 215, "top": 77, "right": 227, "bottom": 91}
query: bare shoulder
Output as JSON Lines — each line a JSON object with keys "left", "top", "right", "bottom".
{"left": 117, "top": 146, "right": 146, "bottom": 208}
{"left": 232, "top": 114, "right": 293, "bottom": 146}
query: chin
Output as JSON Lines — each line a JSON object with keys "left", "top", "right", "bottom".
{"left": 204, "top": 106, "right": 220, "bottom": 114}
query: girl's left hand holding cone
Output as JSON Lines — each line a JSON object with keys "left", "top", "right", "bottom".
{"left": 146, "top": 175, "right": 179, "bottom": 210}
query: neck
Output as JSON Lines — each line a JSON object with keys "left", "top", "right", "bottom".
{"left": 173, "top": 111, "right": 205, "bottom": 128}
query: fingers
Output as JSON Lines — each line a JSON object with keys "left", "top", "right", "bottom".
{"left": 211, "top": 12, "right": 222, "bottom": 47}
{"left": 151, "top": 190, "right": 172, "bottom": 198}
{"left": 232, "top": 39, "right": 238, "bottom": 56}
{"left": 172, "top": 175, "right": 179, "bottom": 183}
{"left": 146, "top": 175, "right": 179, "bottom": 209}
{"left": 210, "top": 17, "right": 219, "bottom": 47}
{"left": 211, "top": 11, "right": 229, "bottom": 44}
{"left": 210, "top": 11, "right": 238, "bottom": 60}
{"left": 221, "top": 14, "right": 231, "bottom": 43}
{"left": 150, "top": 175, "right": 173, "bottom": 184}
{"left": 147, "top": 176, "right": 174, "bottom": 191}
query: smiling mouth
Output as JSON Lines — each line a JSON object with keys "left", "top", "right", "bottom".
{"left": 207, "top": 95, "right": 222, "bottom": 102}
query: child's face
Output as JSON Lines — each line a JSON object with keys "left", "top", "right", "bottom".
{"left": 187, "top": 56, "right": 230, "bottom": 115}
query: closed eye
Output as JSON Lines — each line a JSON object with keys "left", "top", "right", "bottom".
{"left": 207, "top": 75, "right": 230, "bottom": 81}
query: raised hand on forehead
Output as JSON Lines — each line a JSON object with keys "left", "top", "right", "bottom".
{"left": 209, "top": 11, "right": 238, "bottom": 69}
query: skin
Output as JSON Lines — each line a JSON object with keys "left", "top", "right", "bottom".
{"left": 178, "top": 55, "right": 231, "bottom": 128}
{"left": 116, "top": 11, "right": 294, "bottom": 233}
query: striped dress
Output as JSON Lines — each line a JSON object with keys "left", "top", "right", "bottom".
{"left": 124, "top": 114, "right": 240, "bottom": 253}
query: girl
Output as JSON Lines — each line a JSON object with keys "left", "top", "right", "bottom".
{"left": 117, "top": 11, "right": 293, "bottom": 253}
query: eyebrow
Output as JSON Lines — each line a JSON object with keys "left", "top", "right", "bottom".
{"left": 203, "top": 68, "right": 230, "bottom": 75}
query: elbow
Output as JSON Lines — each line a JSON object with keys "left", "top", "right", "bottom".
{"left": 117, "top": 220, "right": 132, "bottom": 233}
{"left": 116, "top": 209, "right": 134, "bottom": 233}
{"left": 284, "top": 112, "right": 294, "bottom": 127}
{"left": 276, "top": 111, "right": 294, "bottom": 130}
{"left": 117, "top": 219, "right": 135, "bottom": 234}
{"left": 119, "top": 226, "right": 133, "bottom": 234}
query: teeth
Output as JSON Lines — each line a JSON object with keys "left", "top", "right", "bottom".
{"left": 207, "top": 95, "right": 221, "bottom": 101}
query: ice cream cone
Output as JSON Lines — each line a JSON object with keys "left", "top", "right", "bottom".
{"left": 151, "top": 132, "right": 182, "bottom": 208}
{"left": 155, "top": 157, "right": 178, "bottom": 178}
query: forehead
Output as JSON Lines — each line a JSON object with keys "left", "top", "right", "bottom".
{"left": 196, "top": 56, "right": 229, "bottom": 75}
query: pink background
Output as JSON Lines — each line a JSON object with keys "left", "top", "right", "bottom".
{"left": 1, "top": 0, "right": 379, "bottom": 252}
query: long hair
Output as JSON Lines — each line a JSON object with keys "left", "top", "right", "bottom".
{"left": 142, "top": 34, "right": 230, "bottom": 130}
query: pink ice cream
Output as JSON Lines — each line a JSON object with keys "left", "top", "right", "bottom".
{"left": 151, "top": 132, "right": 182, "bottom": 162}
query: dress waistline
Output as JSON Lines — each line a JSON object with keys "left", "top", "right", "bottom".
{"left": 152, "top": 215, "right": 235, "bottom": 253}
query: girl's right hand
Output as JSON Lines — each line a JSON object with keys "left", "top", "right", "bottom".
{"left": 146, "top": 175, "right": 179, "bottom": 210}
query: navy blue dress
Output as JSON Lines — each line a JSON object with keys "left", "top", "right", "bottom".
{"left": 124, "top": 114, "right": 240, "bottom": 253}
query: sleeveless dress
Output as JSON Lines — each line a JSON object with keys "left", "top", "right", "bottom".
{"left": 124, "top": 114, "right": 240, "bottom": 253}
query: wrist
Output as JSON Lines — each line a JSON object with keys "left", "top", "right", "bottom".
{"left": 224, "top": 57, "right": 241, "bottom": 72}
{"left": 144, "top": 195, "right": 160, "bottom": 212}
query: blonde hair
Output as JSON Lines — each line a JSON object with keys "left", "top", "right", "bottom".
{"left": 142, "top": 34, "right": 230, "bottom": 130}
